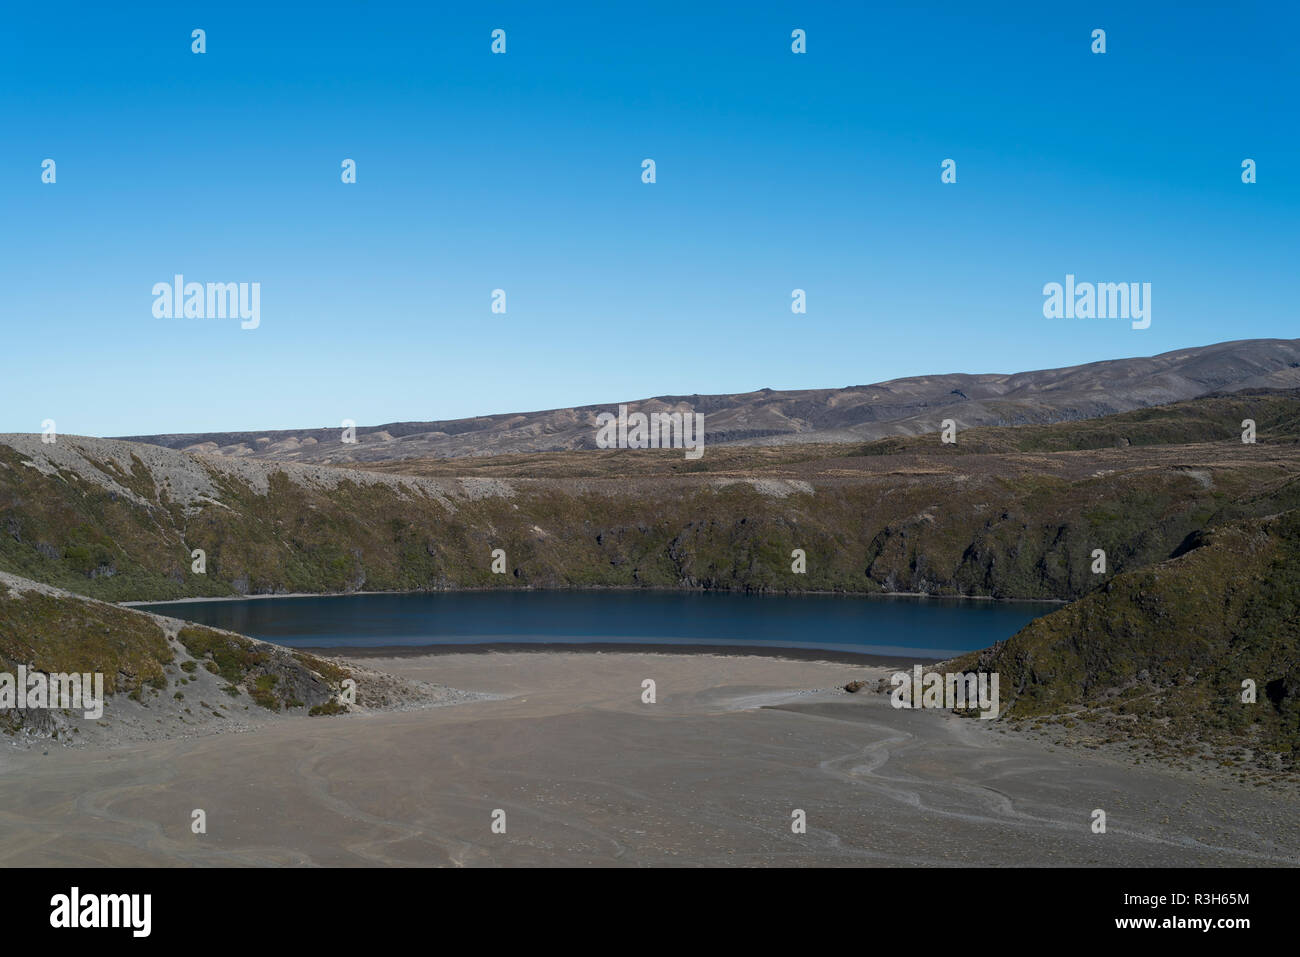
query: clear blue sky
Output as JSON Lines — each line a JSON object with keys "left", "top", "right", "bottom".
{"left": 2, "top": 1, "right": 1296, "bottom": 436}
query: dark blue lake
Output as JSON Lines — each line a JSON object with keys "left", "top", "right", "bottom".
{"left": 135, "top": 590, "right": 1058, "bottom": 659}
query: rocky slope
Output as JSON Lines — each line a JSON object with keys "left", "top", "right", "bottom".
{"left": 0, "top": 571, "right": 477, "bottom": 747}
{"left": 950, "top": 508, "right": 1300, "bottom": 772}
{"left": 3, "top": 391, "right": 1298, "bottom": 605}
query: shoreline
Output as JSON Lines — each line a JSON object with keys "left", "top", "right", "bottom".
{"left": 121, "top": 585, "right": 1068, "bottom": 608}
{"left": 300, "top": 640, "right": 939, "bottom": 667}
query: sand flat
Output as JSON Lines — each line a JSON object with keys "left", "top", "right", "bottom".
{"left": 0, "top": 651, "right": 1295, "bottom": 867}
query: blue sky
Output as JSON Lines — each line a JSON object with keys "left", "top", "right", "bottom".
{"left": 2, "top": 1, "right": 1296, "bottom": 435}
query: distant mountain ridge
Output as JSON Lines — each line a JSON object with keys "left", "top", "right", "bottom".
{"left": 118, "top": 338, "right": 1300, "bottom": 464}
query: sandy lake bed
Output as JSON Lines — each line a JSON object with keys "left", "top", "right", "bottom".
{"left": 0, "top": 651, "right": 1295, "bottom": 867}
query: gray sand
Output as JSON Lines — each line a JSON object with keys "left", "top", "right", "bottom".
{"left": 0, "top": 652, "right": 1295, "bottom": 866}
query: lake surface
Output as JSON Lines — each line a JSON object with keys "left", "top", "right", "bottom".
{"left": 136, "top": 590, "right": 1059, "bottom": 658}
